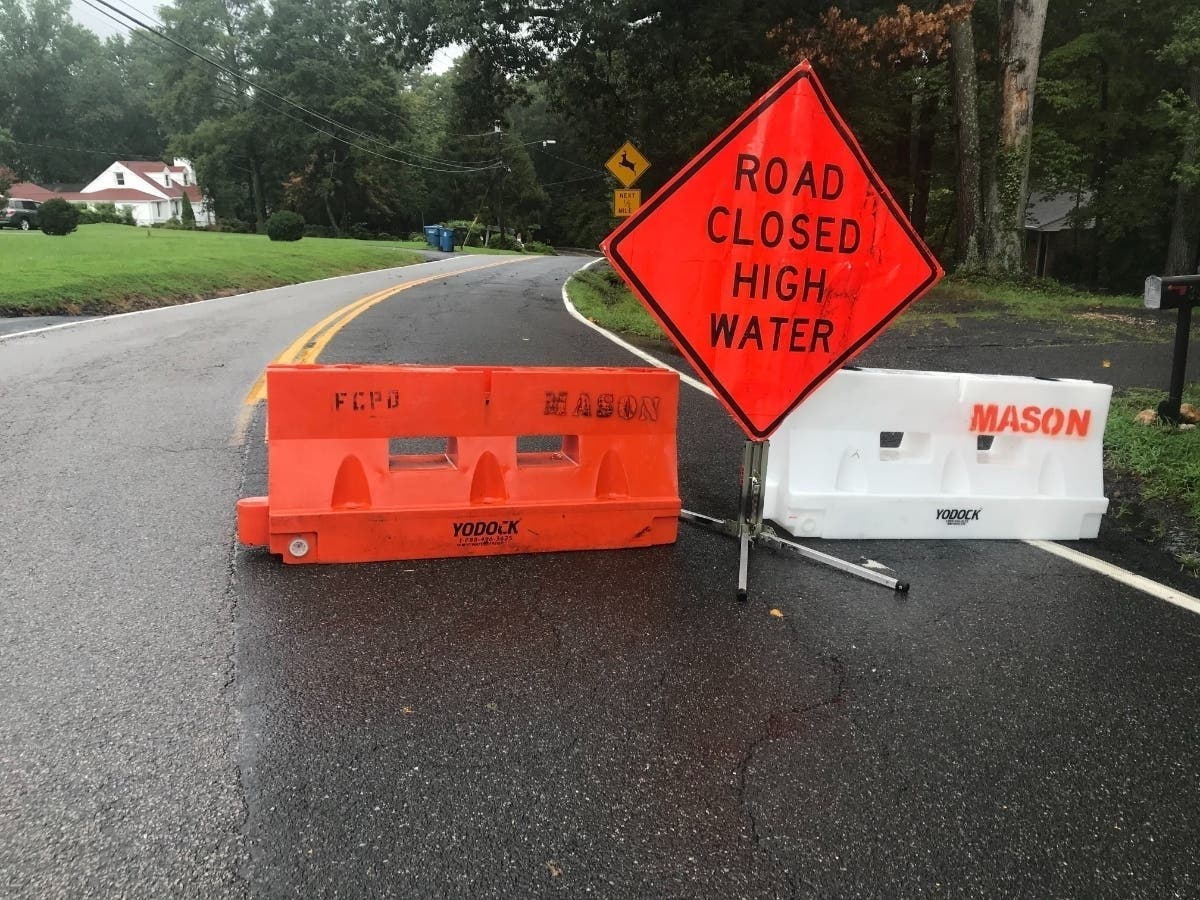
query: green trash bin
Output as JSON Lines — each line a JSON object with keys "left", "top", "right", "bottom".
{"left": 438, "top": 226, "right": 454, "bottom": 252}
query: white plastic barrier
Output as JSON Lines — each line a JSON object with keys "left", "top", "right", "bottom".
{"left": 763, "top": 368, "right": 1112, "bottom": 540}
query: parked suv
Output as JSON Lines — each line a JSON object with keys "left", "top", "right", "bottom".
{"left": 1, "top": 198, "right": 40, "bottom": 230}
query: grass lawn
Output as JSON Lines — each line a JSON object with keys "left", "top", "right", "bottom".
{"left": 907, "top": 274, "right": 1152, "bottom": 338}
{"left": 565, "top": 261, "right": 1159, "bottom": 342}
{"left": 567, "top": 264, "right": 666, "bottom": 342}
{"left": 0, "top": 224, "right": 434, "bottom": 316}
{"left": 1105, "top": 386, "right": 1200, "bottom": 570}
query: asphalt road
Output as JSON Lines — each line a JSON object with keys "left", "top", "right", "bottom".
{"left": 2, "top": 254, "right": 1199, "bottom": 898}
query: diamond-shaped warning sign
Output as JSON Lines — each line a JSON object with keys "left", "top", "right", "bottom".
{"left": 602, "top": 61, "right": 943, "bottom": 439}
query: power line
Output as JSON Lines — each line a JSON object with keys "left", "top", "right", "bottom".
{"left": 541, "top": 172, "right": 609, "bottom": 187}
{"left": 79, "top": 0, "right": 501, "bottom": 175}
{"left": 532, "top": 144, "right": 607, "bottom": 175}
{"left": 2, "top": 137, "right": 169, "bottom": 162}
{"left": 201, "top": 80, "right": 496, "bottom": 177}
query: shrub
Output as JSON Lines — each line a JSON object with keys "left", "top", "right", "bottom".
{"left": 180, "top": 193, "right": 195, "bottom": 227}
{"left": 39, "top": 198, "right": 79, "bottom": 236}
{"left": 266, "top": 210, "right": 305, "bottom": 242}
{"left": 446, "top": 219, "right": 485, "bottom": 246}
{"left": 73, "top": 200, "right": 136, "bottom": 226}
{"left": 217, "top": 218, "right": 253, "bottom": 234}
{"left": 488, "top": 233, "right": 522, "bottom": 251}
{"left": 523, "top": 241, "right": 556, "bottom": 255}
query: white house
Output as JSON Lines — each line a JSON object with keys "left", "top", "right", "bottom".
{"left": 76, "top": 159, "right": 215, "bottom": 227}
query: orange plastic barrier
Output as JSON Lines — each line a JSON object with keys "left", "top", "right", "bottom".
{"left": 236, "top": 364, "right": 680, "bottom": 563}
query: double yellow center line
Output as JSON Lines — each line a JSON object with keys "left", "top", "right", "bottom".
{"left": 243, "top": 256, "right": 528, "bottom": 406}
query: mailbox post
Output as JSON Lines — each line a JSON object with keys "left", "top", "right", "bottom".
{"left": 1143, "top": 273, "right": 1199, "bottom": 424}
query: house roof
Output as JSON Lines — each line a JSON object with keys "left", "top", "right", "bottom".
{"left": 1026, "top": 191, "right": 1095, "bottom": 232}
{"left": 120, "top": 160, "right": 179, "bottom": 176}
{"left": 6, "top": 182, "right": 58, "bottom": 202}
{"left": 158, "top": 183, "right": 203, "bottom": 202}
{"left": 72, "top": 188, "right": 163, "bottom": 203}
{"left": 116, "top": 160, "right": 201, "bottom": 202}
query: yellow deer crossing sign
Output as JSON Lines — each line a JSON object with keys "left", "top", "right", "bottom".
{"left": 605, "top": 141, "right": 650, "bottom": 189}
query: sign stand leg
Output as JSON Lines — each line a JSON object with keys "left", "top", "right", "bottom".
{"left": 681, "top": 439, "right": 910, "bottom": 600}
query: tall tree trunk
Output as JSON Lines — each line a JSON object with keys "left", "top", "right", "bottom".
{"left": 986, "top": 0, "right": 1049, "bottom": 275}
{"left": 950, "top": 11, "right": 983, "bottom": 269}
{"left": 910, "top": 91, "right": 938, "bottom": 238}
{"left": 1165, "top": 66, "right": 1200, "bottom": 275}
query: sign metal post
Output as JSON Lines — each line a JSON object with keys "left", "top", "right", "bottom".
{"left": 681, "top": 439, "right": 908, "bottom": 599}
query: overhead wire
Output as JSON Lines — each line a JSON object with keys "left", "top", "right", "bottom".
{"left": 78, "top": 0, "right": 502, "bottom": 174}
{"left": 4, "top": 137, "right": 171, "bottom": 163}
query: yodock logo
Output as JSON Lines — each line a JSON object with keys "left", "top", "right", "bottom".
{"left": 936, "top": 508, "right": 981, "bottom": 526}
{"left": 452, "top": 519, "right": 520, "bottom": 546}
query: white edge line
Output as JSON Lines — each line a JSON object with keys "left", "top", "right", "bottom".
{"left": 560, "top": 257, "right": 714, "bottom": 397}
{"left": 1025, "top": 539, "right": 1200, "bottom": 614}
{"left": 561, "top": 258, "right": 1200, "bottom": 615}
{"left": 0, "top": 254, "right": 478, "bottom": 343}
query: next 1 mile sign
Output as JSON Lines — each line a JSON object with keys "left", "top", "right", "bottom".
{"left": 602, "top": 61, "right": 943, "bottom": 440}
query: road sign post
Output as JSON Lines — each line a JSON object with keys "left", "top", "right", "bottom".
{"left": 602, "top": 61, "right": 941, "bottom": 598}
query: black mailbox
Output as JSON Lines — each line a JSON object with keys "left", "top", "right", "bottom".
{"left": 1143, "top": 273, "right": 1198, "bottom": 423}
{"left": 1144, "top": 274, "right": 1200, "bottom": 310}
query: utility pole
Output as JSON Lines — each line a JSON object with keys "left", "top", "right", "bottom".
{"left": 494, "top": 120, "right": 504, "bottom": 247}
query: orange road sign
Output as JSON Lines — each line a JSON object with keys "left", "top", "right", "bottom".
{"left": 613, "top": 189, "right": 641, "bottom": 217}
{"left": 601, "top": 61, "right": 943, "bottom": 440}
{"left": 606, "top": 141, "right": 650, "bottom": 189}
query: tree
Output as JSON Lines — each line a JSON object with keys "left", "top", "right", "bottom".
{"left": 1158, "top": 11, "right": 1200, "bottom": 274}
{"left": 0, "top": 1, "right": 163, "bottom": 182}
{"left": 153, "top": 0, "right": 271, "bottom": 228}
{"left": 986, "top": 0, "right": 1049, "bottom": 274}
{"left": 37, "top": 197, "right": 79, "bottom": 235}
{"left": 180, "top": 191, "right": 196, "bottom": 226}
{"left": 777, "top": 4, "right": 972, "bottom": 242}
{"left": 949, "top": 5, "right": 982, "bottom": 268}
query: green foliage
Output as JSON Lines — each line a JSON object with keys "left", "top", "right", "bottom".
{"left": 0, "top": 163, "right": 13, "bottom": 198}
{"left": 522, "top": 240, "right": 555, "bottom": 255}
{"left": 1105, "top": 385, "right": 1200, "bottom": 526}
{"left": 75, "top": 201, "right": 137, "bottom": 226}
{"left": 0, "top": 0, "right": 164, "bottom": 182}
{"left": 487, "top": 233, "right": 522, "bottom": 251}
{"left": 266, "top": 210, "right": 305, "bottom": 242}
{"left": 38, "top": 197, "right": 79, "bottom": 236}
{"left": 216, "top": 218, "right": 254, "bottom": 234}
{"left": 565, "top": 265, "right": 663, "bottom": 341}
{"left": 180, "top": 192, "right": 196, "bottom": 226}
{"left": 445, "top": 219, "right": 485, "bottom": 246}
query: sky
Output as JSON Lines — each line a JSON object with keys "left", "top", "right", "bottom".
{"left": 69, "top": 0, "right": 462, "bottom": 73}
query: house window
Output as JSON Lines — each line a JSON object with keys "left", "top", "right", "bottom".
{"left": 183, "top": 171, "right": 190, "bottom": 186}
{"left": 171, "top": 201, "right": 179, "bottom": 216}
{"left": 115, "top": 172, "right": 125, "bottom": 186}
